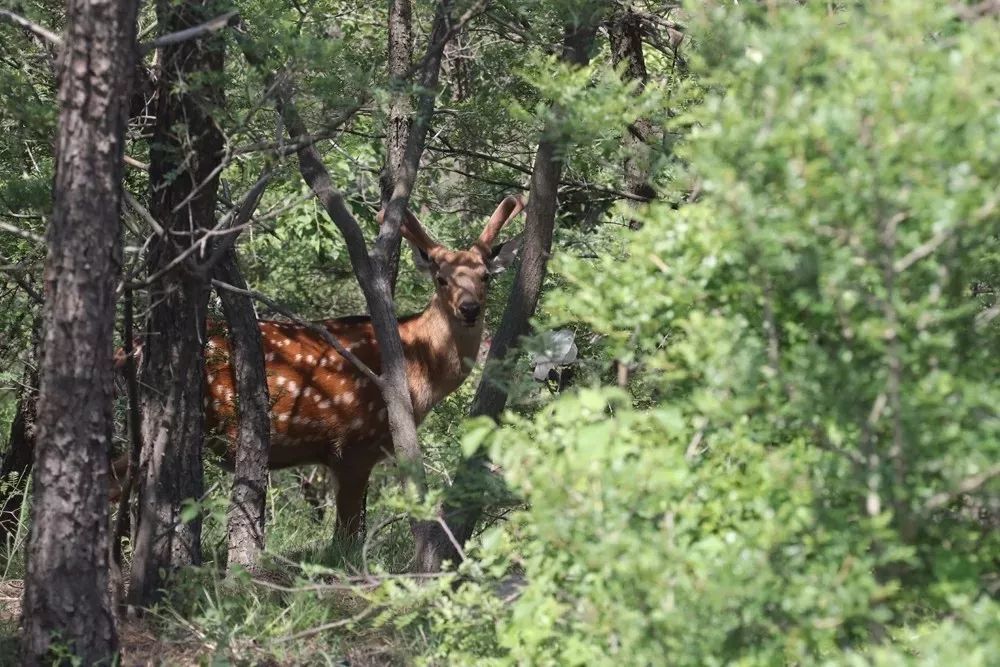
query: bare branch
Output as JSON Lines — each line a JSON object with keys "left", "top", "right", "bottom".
{"left": 124, "top": 155, "right": 149, "bottom": 171}
{"left": 0, "top": 252, "right": 42, "bottom": 304}
{"left": 925, "top": 465, "right": 1000, "bottom": 511}
{"left": 123, "top": 191, "right": 165, "bottom": 236}
{"left": 894, "top": 229, "right": 950, "bottom": 273}
{"left": 210, "top": 278, "right": 382, "bottom": 386}
{"left": 198, "top": 168, "right": 273, "bottom": 272}
{"left": 0, "top": 221, "right": 44, "bottom": 244}
{"left": 271, "top": 607, "right": 377, "bottom": 644}
{"left": 141, "top": 10, "right": 239, "bottom": 53}
{"left": 0, "top": 10, "right": 63, "bottom": 47}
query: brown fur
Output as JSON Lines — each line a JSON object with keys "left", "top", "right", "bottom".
{"left": 111, "top": 198, "right": 525, "bottom": 538}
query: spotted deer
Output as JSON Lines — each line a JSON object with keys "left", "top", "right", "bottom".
{"left": 114, "top": 196, "right": 525, "bottom": 539}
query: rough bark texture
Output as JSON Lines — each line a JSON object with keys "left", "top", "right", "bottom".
{"left": 383, "top": 0, "right": 413, "bottom": 207}
{"left": 20, "top": 0, "right": 137, "bottom": 660}
{"left": 417, "top": 19, "right": 598, "bottom": 572}
{"left": 380, "top": 0, "right": 449, "bottom": 292}
{"left": 128, "top": 0, "right": 225, "bottom": 606}
{"left": 608, "top": 8, "right": 656, "bottom": 226}
{"left": 215, "top": 251, "right": 271, "bottom": 570}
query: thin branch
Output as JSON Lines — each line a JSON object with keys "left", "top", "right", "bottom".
{"left": 0, "top": 221, "right": 44, "bottom": 244}
{"left": 233, "top": 102, "right": 370, "bottom": 157}
{"left": 0, "top": 10, "right": 63, "bottom": 47}
{"left": 251, "top": 570, "right": 445, "bottom": 594}
{"left": 141, "top": 10, "right": 239, "bottom": 53}
{"left": 429, "top": 142, "right": 653, "bottom": 202}
{"left": 435, "top": 515, "right": 466, "bottom": 562}
{"left": 210, "top": 278, "right": 381, "bottom": 386}
{"left": 894, "top": 229, "right": 950, "bottom": 273}
{"left": 124, "top": 155, "right": 150, "bottom": 171}
{"left": 0, "top": 252, "right": 42, "bottom": 304}
{"left": 925, "top": 465, "right": 1000, "bottom": 511}
{"left": 123, "top": 191, "right": 165, "bottom": 236}
{"left": 197, "top": 168, "right": 273, "bottom": 273}
{"left": 271, "top": 606, "right": 377, "bottom": 643}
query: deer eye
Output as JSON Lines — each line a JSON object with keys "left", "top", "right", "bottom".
{"left": 436, "top": 276, "right": 448, "bottom": 287}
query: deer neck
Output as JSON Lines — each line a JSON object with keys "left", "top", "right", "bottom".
{"left": 400, "top": 293, "right": 483, "bottom": 421}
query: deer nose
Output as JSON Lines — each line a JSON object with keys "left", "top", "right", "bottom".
{"left": 458, "top": 302, "right": 481, "bottom": 321}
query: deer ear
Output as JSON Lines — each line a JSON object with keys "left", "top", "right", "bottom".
{"left": 487, "top": 235, "right": 522, "bottom": 274}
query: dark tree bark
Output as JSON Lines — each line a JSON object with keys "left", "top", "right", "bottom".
{"left": 379, "top": 0, "right": 451, "bottom": 292}
{"left": 19, "top": 0, "right": 137, "bottom": 660}
{"left": 608, "top": 8, "right": 658, "bottom": 227}
{"left": 128, "top": 0, "right": 225, "bottom": 606}
{"left": 0, "top": 330, "right": 39, "bottom": 554}
{"left": 383, "top": 0, "right": 413, "bottom": 207}
{"left": 215, "top": 250, "right": 271, "bottom": 570}
{"left": 112, "top": 287, "right": 143, "bottom": 571}
{"left": 418, "top": 17, "right": 599, "bottom": 572}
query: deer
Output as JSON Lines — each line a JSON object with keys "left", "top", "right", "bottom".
{"left": 113, "top": 195, "right": 525, "bottom": 540}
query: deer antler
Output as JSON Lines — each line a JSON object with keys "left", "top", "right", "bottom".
{"left": 378, "top": 208, "right": 440, "bottom": 253}
{"left": 477, "top": 195, "right": 525, "bottom": 253}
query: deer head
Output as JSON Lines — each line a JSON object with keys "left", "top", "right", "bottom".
{"left": 398, "top": 195, "right": 525, "bottom": 328}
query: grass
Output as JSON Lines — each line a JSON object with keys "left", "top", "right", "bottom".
{"left": 0, "top": 381, "right": 507, "bottom": 665}
{"left": 0, "top": 462, "right": 452, "bottom": 665}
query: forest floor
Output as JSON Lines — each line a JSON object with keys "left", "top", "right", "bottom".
{"left": 0, "top": 580, "right": 203, "bottom": 666}
{"left": 0, "top": 576, "right": 401, "bottom": 665}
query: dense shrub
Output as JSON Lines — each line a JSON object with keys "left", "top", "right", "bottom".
{"left": 392, "top": 2, "right": 1000, "bottom": 664}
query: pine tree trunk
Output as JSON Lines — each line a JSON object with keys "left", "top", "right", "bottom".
{"left": 20, "top": 0, "right": 137, "bottom": 660}
{"left": 128, "top": 0, "right": 225, "bottom": 606}
{"left": 383, "top": 0, "right": 413, "bottom": 208}
{"left": 215, "top": 251, "right": 271, "bottom": 571}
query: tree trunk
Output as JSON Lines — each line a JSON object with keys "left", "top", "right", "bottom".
{"left": 215, "top": 250, "right": 271, "bottom": 571}
{"left": 608, "top": 8, "right": 657, "bottom": 227}
{"left": 128, "top": 0, "right": 225, "bottom": 606}
{"left": 20, "top": 0, "right": 137, "bottom": 659}
{"left": 383, "top": 0, "right": 413, "bottom": 208}
{"left": 379, "top": 0, "right": 448, "bottom": 293}
{"left": 263, "top": 2, "right": 456, "bottom": 568}
{"left": 417, "top": 18, "right": 599, "bottom": 572}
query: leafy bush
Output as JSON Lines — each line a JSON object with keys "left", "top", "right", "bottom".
{"left": 383, "top": 2, "right": 1000, "bottom": 664}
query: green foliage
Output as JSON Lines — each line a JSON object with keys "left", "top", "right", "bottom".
{"left": 365, "top": 2, "right": 1000, "bottom": 665}
{"left": 3, "top": 0, "right": 997, "bottom": 665}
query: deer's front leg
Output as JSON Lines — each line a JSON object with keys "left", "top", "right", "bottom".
{"left": 332, "top": 455, "right": 376, "bottom": 542}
